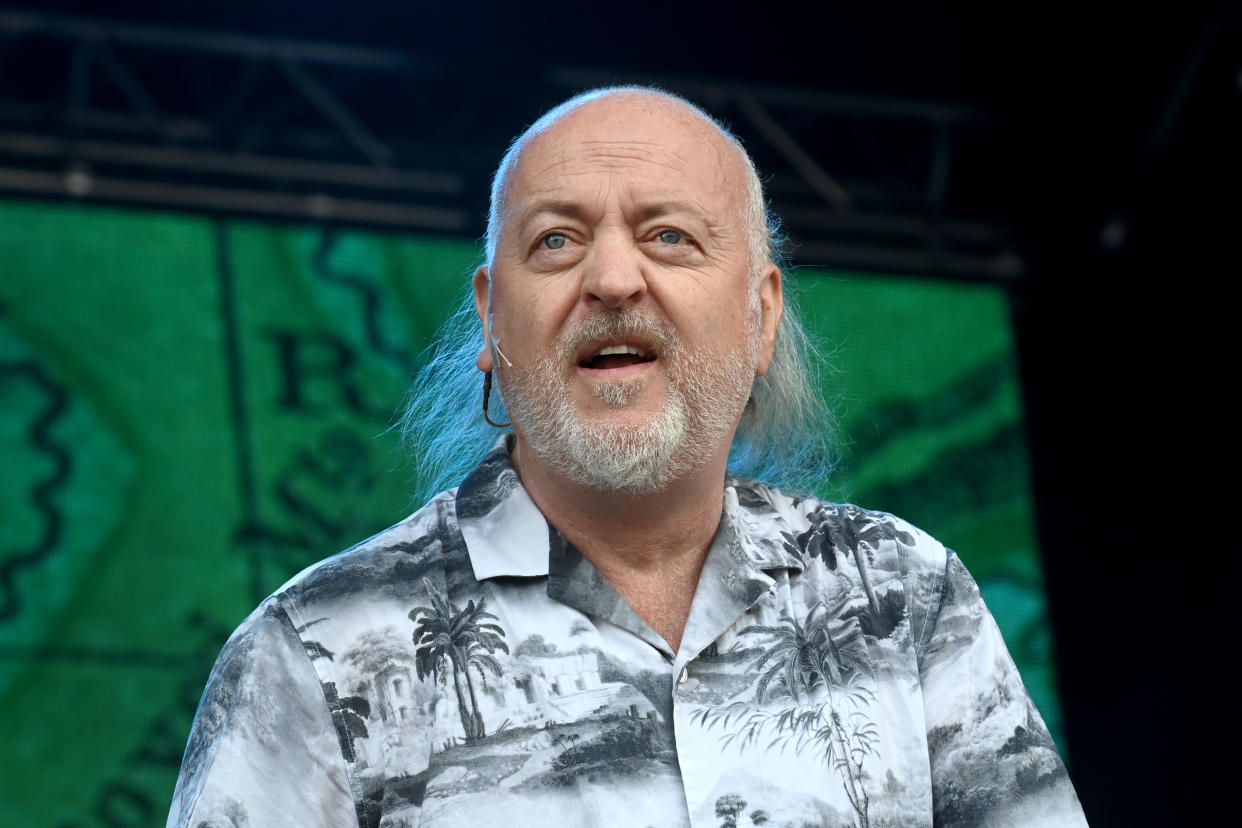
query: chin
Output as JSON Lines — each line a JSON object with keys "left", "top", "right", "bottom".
{"left": 586, "top": 376, "right": 659, "bottom": 409}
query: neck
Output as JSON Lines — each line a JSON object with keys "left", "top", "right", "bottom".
{"left": 511, "top": 435, "right": 730, "bottom": 652}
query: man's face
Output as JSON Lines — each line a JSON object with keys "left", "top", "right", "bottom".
{"left": 475, "top": 94, "right": 781, "bottom": 492}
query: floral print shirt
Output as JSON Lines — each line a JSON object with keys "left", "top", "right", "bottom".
{"left": 168, "top": 442, "right": 1087, "bottom": 828}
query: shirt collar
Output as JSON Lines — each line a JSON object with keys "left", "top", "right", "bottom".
{"left": 454, "top": 439, "right": 805, "bottom": 583}
{"left": 722, "top": 476, "right": 807, "bottom": 574}
{"left": 669, "top": 479, "right": 806, "bottom": 660}
{"left": 455, "top": 436, "right": 551, "bottom": 580}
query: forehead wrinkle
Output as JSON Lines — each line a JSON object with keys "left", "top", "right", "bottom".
{"left": 578, "top": 139, "right": 689, "bottom": 172}
{"left": 511, "top": 171, "right": 617, "bottom": 224}
{"left": 509, "top": 150, "right": 617, "bottom": 210}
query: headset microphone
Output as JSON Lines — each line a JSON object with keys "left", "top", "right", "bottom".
{"left": 488, "top": 313, "right": 514, "bottom": 367}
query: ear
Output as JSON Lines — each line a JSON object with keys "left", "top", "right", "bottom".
{"left": 472, "top": 265, "right": 494, "bottom": 372}
{"left": 754, "top": 263, "right": 784, "bottom": 377}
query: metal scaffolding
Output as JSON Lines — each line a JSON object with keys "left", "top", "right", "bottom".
{"left": 0, "top": 9, "right": 1023, "bottom": 281}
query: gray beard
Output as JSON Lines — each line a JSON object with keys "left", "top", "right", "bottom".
{"left": 498, "top": 309, "right": 757, "bottom": 493}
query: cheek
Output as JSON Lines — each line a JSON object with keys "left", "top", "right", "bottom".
{"left": 490, "top": 283, "right": 576, "bottom": 356}
{"left": 711, "top": 289, "right": 765, "bottom": 362}
{"left": 716, "top": 284, "right": 763, "bottom": 337}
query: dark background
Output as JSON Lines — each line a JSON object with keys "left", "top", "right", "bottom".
{"left": 5, "top": 1, "right": 1236, "bottom": 824}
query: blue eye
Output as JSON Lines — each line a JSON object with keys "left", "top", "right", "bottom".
{"left": 658, "top": 229, "right": 683, "bottom": 244}
{"left": 542, "top": 233, "right": 567, "bottom": 250}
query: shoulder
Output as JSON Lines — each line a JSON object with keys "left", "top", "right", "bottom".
{"left": 732, "top": 477, "right": 960, "bottom": 661}
{"left": 729, "top": 476, "right": 950, "bottom": 577}
{"left": 271, "top": 489, "right": 468, "bottom": 613}
{"left": 238, "top": 489, "right": 476, "bottom": 671}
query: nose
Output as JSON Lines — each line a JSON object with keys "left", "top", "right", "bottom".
{"left": 580, "top": 234, "right": 647, "bottom": 309}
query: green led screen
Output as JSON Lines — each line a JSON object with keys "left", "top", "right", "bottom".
{"left": 0, "top": 199, "right": 1058, "bottom": 826}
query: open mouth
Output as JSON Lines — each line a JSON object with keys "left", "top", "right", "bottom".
{"left": 579, "top": 343, "right": 657, "bottom": 370}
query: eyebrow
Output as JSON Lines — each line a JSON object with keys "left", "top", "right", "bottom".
{"left": 514, "top": 200, "right": 592, "bottom": 235}
{"left": 632, "top": 201, "right": 714, "bottom": 225}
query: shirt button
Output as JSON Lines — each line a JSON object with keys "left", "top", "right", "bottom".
{"left": 678, "top": 666, "right": 689, "bottom": 686}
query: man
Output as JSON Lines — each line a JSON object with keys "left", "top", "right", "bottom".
{"left": 168, "top": 87, "right": 1087, "bottom": 828}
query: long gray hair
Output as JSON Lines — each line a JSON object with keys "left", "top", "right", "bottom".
{"left": 398, "top": 87, "right": 836, "bottom": 502}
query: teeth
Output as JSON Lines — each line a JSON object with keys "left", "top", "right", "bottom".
{"left": 597, "top": 344, "right": 647, "bottom": 357}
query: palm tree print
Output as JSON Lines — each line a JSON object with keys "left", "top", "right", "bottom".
{"left": 798, "top": 505, "right": 914, "bottom": 638}
{"left": 408, "top": 579, "right": 509, "bottom": 743}
{"left": 693, "top": 602, "right": 879, "bottom": 828}
{"left": 748, "top": 602, "right": 866, "bottom": 695}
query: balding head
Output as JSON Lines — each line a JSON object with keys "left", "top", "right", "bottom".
{"left": 485, "top": 87, "right": 773, "bottom": 278}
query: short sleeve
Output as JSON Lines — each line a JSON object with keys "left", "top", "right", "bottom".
{"left": 167, "top": 600, "right": 359, "bottom": 828}
{"left": 920, "top": 554, "right": 1088, "bottom": 827}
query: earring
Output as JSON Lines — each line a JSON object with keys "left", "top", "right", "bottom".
{"left": 482, "top": 371, "right": 511, "bottom": 428}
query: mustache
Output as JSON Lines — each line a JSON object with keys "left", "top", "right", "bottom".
{"left": 557, "top": 308, "right": 677, "bottom": 358}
